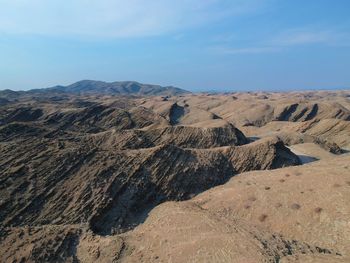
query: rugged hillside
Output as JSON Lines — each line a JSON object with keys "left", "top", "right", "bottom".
{"left": 0, "top": 90, "right": 349, "bottom": 262}
{"left": 296, "top": 119, "right": 350, "bottom": 149}
{"left": 0, "top": 126, "right": 298, "bottom": 237}
{"left": 173, "top": 92, "right": 350, "bottom": 127}
{"left": 0, "top": 94, "right": 300, "bottom": 236}
{"left": 272, "top": 102, "right": 350, "bottom": 122}
{"left": 119, "top": 155, "right": 350, "bottom": 263}
{"left": 1, "top": 155, "right": 349, "bottom": 263}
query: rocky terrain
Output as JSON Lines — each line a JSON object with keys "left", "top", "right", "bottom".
{"left": 0, "top": 87, "right": 349, "bottom": 262}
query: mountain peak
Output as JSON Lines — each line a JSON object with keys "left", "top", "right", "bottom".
{"left": 47, "top": 80, "right": 190, "bottom": 96}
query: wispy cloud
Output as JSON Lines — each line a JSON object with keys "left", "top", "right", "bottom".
{"left": 269, "top": 28, "right": 346, "bottom": 46}
{"left": 210, "top": 46, "right": 280, "bottom": 54}
{"left": 0, "top": 0, "right": 265, "bottom": 38}
{"left": 211, "top": 27, "right": 350, "bottom": 55}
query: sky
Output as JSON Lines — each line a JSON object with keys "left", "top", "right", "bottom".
{"left": 0, "top": 0, "right": 350, "bottom": 92}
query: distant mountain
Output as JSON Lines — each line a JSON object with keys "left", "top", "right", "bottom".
{"left": 45, "top": 80, "right": 190, "bottom": 96}
{"left": 0, "top": 89, "right": 22, "bottom": 99}
{"left": 0, "top": 80, "right": 190, "bottom": 98}
{"left": 0, "top": 97, "right": 10, "bottom": 106}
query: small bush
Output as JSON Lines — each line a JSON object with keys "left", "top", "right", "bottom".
{"left": 314, "top": 207, "right": 323, "bottom": 213}
{"left": 259, "top": 214, "right": 268, "bottom": 222}
{"left": 291, "top": 203, "right": 301, "bottom": 210}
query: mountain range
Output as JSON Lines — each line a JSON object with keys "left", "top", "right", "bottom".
{"left": 0, "top": 80, "right": 190, "bottom": 97}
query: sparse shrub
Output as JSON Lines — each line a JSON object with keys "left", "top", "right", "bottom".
{"left": 291, "top": 203, "right": 301, "bottom": 210}
{"left": 279, "top": 179, "right": 285, "bottom": 183}
{"left": 314, "top": 207, "right": 323, "bottom": 213}
{"left": 264, "top": 186, "right": 271, "bottom": 190}
{"left": 259, "top": 214, "right": 268, "bottom": 222}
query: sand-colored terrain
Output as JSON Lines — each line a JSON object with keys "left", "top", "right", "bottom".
{"left": 123, "top": 154, "right": 350, "bottom": 262}
{"left": 0, "top": 89, "right": 349, "bottom": 262}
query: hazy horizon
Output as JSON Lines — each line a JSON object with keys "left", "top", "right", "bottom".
{"left": 1, "top": 0, "right": 350, "bottom": 91}
{"left": 1, "top": 79, "right": 350, "bottom": 93}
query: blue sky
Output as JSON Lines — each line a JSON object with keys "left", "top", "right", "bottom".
{"left": 0, "top": 0, "right": 349, "bottom": 91}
